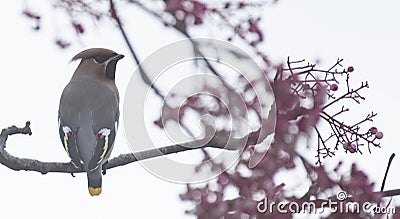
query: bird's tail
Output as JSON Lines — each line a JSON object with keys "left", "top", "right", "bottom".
{"left": 87, "top": 167, "right": 102, "bottom": 196}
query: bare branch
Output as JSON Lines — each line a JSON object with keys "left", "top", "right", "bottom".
{"left": 109, "top": 0, "right": 165, "bottom": 99}
{"left": 0, "top": 122, "right": 210, "bottom": 174}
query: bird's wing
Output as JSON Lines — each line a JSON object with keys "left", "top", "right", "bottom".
{"left": 58, "top": 118, "right": 83, "bottom": 167}
{"left": 88, "top": 121, "right": 118, "bottom": 171}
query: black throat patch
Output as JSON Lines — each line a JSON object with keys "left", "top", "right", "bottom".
{"left": 105, "top": 60, "right": 117, "bottom": 80}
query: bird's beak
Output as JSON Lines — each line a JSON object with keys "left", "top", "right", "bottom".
{"left": 112, "top": 54, "right": 124, "bottom": 61}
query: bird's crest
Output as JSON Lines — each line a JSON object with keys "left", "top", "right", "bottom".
{"left": 71, "top": 48, "right": 117, "bottom": 62}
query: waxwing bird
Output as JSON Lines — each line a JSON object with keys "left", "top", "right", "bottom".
{"left": 58, "top": 48, "right": 124, "bottom": 196}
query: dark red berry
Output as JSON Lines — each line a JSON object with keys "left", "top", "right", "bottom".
{"left": 347, "top": 66, "right": 354, "bottom": 72}
{"left": 369, "top": 127, "right": 378, "bottom": 134}
{"left": 330, "top": 84, "right": 338, "bottom": 91}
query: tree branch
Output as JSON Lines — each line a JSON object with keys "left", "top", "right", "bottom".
{"left": 0, "top": 122, "right": 208, "bottom": 174}
{"left": 109, "top": 0, "right": 199, "bottom": 139}
{"left": 109, "top": 0, "right": 165, "bottom": 99}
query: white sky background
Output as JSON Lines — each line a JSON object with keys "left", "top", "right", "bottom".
{"left": 0, "top": 0, "right": 399, "bottom": 218}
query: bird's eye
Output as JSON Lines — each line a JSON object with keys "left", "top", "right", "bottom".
{"left": 94, "top": 56, "right": 108, "bottom": 63}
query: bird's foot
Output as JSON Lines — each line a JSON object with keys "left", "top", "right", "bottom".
{"left": 102, "top": 161, "right": 109, "bottom": 175}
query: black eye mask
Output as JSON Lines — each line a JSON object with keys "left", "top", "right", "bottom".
{"left": 94, "top": 55, "right": 109, "bottom": 63}
{"left": 93, "top": 53, "right": 118, "bottom": 63}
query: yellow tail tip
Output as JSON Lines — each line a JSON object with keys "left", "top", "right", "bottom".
{"left": 88, "top": 187, "right": 102, "bottom": 196}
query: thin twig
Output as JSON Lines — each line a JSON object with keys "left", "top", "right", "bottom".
{"left": 109, "top": 0, "right": 165, "bottom": 99}
{"left": 381, "top": 153, "right": 395, "bottom": 192}
{"left": 323, "top": 82, "right": 368, "bottom": 110}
